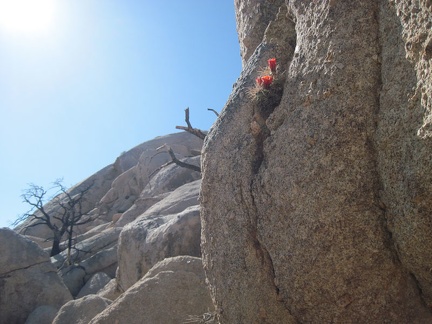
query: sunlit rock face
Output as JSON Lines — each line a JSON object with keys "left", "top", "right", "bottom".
{"left": 234, "top": 0, "right": 284, "bottom": 66}
{"left": 88, "top": 256, "right": 214, "bottom": 324}
{"left": 201, "top": 1, "right": 432, "bottom": 322}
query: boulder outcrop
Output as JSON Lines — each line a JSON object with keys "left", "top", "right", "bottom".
{"left": 201, "top": 1, "right": 432, "bottom": 323}
{"left": 25, "top": 305, "right": 59, "bottom": 324}
{"left": 89, "top": 256, "right": 214, "bottom": 324}
{"left": 117, "top": 180, "right": 201, "bottom": 290}
{"left": 0, "top": 228, "right": 72, "bottom": 324}
{"left": 76, "top": 272, "right": 112, "bottom": 298}
{"left": 52, "top": 295, "right": 112, "bottom": 324}
{"left": 14, "top": 132, "right": 203, "bottom": 299}
{"left": 96, "top": 278, "right": 122, "bottom": 301}
{"left": 16, "top": 132, "right": 203, "bottom": 241}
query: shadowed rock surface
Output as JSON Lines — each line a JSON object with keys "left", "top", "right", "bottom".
{"left": 0, "top": 228, "right": 72, "bottom": 324}
{"left": 25, "top": 305, "right": 59, "bottom": 324}
{"left": 76, "top": 272, "right": 112, "bottom": 298}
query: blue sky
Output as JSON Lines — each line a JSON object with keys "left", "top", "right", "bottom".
{"left": 0, "top": 1, "right": 241, "bottom": 228}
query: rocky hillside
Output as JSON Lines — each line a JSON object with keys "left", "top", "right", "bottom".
{"left": 1, "top": 132, "right": 213, "bottom": 324}
{"left": 201, "top": 0, "right": 432, "bottom": 323}
{"left": 1, "top": 1, "right": 432, "bottom": 323}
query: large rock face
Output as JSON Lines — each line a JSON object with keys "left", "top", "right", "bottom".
{"left": 201, "top": 1, "right": 432, "bottom": 323}
{"left": 0, "top": 228, "right": 72, "bottom": 324}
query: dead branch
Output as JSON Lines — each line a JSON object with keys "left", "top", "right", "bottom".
{"left": 166, "top": 146, "right": 201, "bottom": 172}
{"left": 207, "top": 108, "right": 219, "bottom": 116}
{"left": 154, "top": 144, "right": 201, "bottom": 173}
{"left": 175, "top": 107, "right": 206, "bottom": 140}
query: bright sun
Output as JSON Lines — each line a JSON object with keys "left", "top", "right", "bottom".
{"left": 0, "top": 0, "right": 56, "bottom": 34}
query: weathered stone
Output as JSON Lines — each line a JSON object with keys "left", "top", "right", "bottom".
{"left": 376, "top": 0, "right": 432, "bottom": 307}
{"left": 52, "top": 295, "right": 112, "bottom": 324}
{"left": 0, "top": 228, "right": 72, "bottom": 324}
{"left": 111, "top": 213, "right": 122, "bottom": 224}
{"left": 117, "top": 181, "right": 201, "bottom": 290}
{"left": 140, "top": 156, "right": 201, "bottom": 198}
{"left": 116, "top": 156, "right": 200, "bottom": 227}
{"left": 52, "top": 227, "right": 121, "bottom": 269}
{"left": 70, "top": 223, "right": 112, "bottom": 244}
{"left": 201, "top": 1, "right": 432, "bottom": 323}
{"left": 97, "top": 132, "right": 203, "bottom": 222}
{"left": 97, "top": 278, "right": 122, "bottom": 301}
{"left": 234, "top": 0, "right": 285, "bottom": 65}
{"left": 23, "top": 234, "right": 52, "bottom": 250}
{"left": 80, "top": 245, "right": 117, "bottom": 277}
{"left": 60, "top": 266, "right": 86, "bottom": 297}
{"left": 139, "top": 179, "right": 200, "bottom": 218}
{"left": 59, "top": 245, "right": 117, "bottom": 297}
{"left": 76, "top": 272, "right": 112, "bottom": 299}
{"left": 89, "top": 256, "right": 214, "bottom": 324}
{"left": 115, "top": 193, "right": 169, "bottom": 227}
{"left": 25, "top": 305, "right": 59, "bottom": 324}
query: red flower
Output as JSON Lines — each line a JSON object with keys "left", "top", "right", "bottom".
{"left": 268, "top": 58, "right": 277, "bottom": 73}
{"left": 256, "top": 77, "right": 263, "bottom": 86}
{"left": 260, "top": 75, "right": 273, "bottom": 89}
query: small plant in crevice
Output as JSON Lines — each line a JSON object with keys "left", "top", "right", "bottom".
{"left": 247, "top": 58, "right": 278, "bottom": 101}
{"left": 249, "top": 57, "right": 286, "bottom": 174}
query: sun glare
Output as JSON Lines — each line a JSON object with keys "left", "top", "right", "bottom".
{"left": 0, "top": 0, "right": 56, "bottom": 34}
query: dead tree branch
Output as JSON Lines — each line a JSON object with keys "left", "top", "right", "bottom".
{"left": 155, "top": 144, "right": 201, "bottom": 173}
{"left": 175, "top": 107, "right": 206, "bottom": 140}
{"left": 207, "top": 108, "right": 219, "bottom": 116}
{"left": 166, "top": 146, "right": 201, "bottom": 172}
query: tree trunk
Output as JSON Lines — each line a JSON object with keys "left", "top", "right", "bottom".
{"left": 50, "top": 237, "right": 61, "bottom": 256}
{"left": 67, "top": 223, "right": 74, "bottom": 265}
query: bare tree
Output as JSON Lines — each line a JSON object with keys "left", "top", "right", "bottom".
{"left": 14, "top": 179, "right": 94, "bottom": 263}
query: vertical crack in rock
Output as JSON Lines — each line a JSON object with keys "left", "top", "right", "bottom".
{"left": 373, "top": 16, "right": 414, "bottom": 298}
{"left": 242, "top": 7, "right": 296, "bottom": 318}
{"left": 248, "top": 181, "right": 292, "bottom": 314}
{"left": 251, "top": 75, "right": 286, "bottom": 175}
{"left": 375, "top": 0, "right": 407, "bottom": 270}
{"left": 202, "top": 4, "right": 298, "bottom": 322}
{"left": 247, "top": 5, "right": 295, "bottom": 314}
{"left": 374, "top": 0, "right": 404, "bottom": 281}
{"left": 376, "top": 0, "right": 432, "bottom": 308}
{"left": 249, "top": 4, "right": 296, "bottom": 175}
